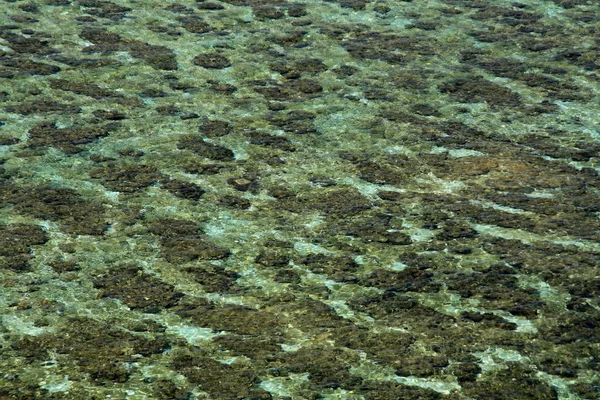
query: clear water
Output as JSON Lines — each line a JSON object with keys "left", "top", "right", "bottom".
{"left": 1, "top": 0, "right": 599, "bottom": 399}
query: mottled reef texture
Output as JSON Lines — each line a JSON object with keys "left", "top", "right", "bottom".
{"left": 0, "top": 0, "right": 599, "bottom": 399}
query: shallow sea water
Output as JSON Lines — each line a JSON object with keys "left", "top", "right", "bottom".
{"left": 0, "top": 0, "right": 599, "bottom": 399}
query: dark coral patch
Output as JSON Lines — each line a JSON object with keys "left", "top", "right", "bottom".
{"left": 199, "top": 119, "right": 232, "bottom": 137}
{"left": 277, "top": 298, "right": 351, "bottom": 331}
{"left": 49, "top": 54, "right": 120, "bottom": 68}
{"left": 196, "top": 2, "right": 225, "bottom": 10}
{"left": 0, "top": 223, "right": 48, "bottom": 256}
{"left": 297, "top": 253, "right": 359, "bottom": 281}
{"left": 435, "top": 219, "right": 479, "bottom": 240}
{"left": 79, "top": 27, "right": 177, "bottom": 70}
{"left": 255, "top": 249, "right": 291, "bottom": 268}
{"left": 183, "top": 264, "right": 240, "bottom": 293}
{"left": 147, "top": 218, "right": 200, "bottom": 237}
{"left": 214, "top": 334, "right": 284, "bottom": 359}
{"left": 468, "top": 5, "right": 542, "bottom": 26}
{"left": 446, "top": 271, "right": 544, "bottom": 318}
{"left": 439, "top": 76, "right": 522, "bottom": 107}
{"left": 27, "top": 121, "right": 112, "bottom": 153}
{"left": 177, "top": 135, "right": 235, "bottom": 160}
{"left": 359, "top": 268, "right": 440, "bottom": 293}
{"left": 0, "top": 32, "right": 56, "bottom": 54}
{"left": 1, "top": 185, "right": 107, "bottom": 235}
{"left": 337, "top": 0, "right": 370, "bottom": 10}
{"left": 246, "top": 130, "right": 296, "bottom": 151}
{"left": 270, "top": 58, "right": 328, "bottom": 78}
{"left": 253, "top": 5, "right": 285, "bottom": 20}
{"left": 219, "top": 194, "right": 251, "bottom": 209}
{"left": 254, "top": 79, "right": 323, "bottom": 101}
{"left": 339, "top": 152, "right": 428, "bottom": 186}
{"left": 460, "top": 51, "right": 591, "bottom": 101}
{"left": 92, "top": 109, "right": 128, "bottom": 121}
{"left": 0, "top": 223, "right": 48, "bottom": 271}
{"left": 161, "top": 178, "right": 206, "bottom": 201}
{"left": 172, "top": 351, "right": 271, "bottom": 399}
{"left": 539, "top": 312, "right": 600, "bottom": 344}
{"left": 79, "top": 27, "right": 124, "bottom": 50}
{"left": 5, "top": 100, "right": 80, "bottom": 115}
{"left": 49, "top": 79, "right": 131, "bottom": 102}
{"left": 0, "top": 57, "right": 61, "bottom": 75}
{"left": 360, "top": 381, "right": 443, "bottom": 400}
{"left": 92, "top": 264, "right": 183, "bottom": 312}
{"left": 177, "top": 16, "right": 213, "bottom": 34}
{"left": 12, "top": 318, "right": 170, "bottom": 383}
{"left": 274, "top": 187, "right": 372, "bottom": 221}
{"left": 309, "top": 187, "right": 372, "bottom": 217}
{"left": 0, "top": 137, "right": 19, "bottom": 146}
{"left": 89, "top": 163, "right": 164, "bottom": 193}
{"left": 269, "top": 345, "right": 362, "bottom": 390}
{"left": 147, "top": 219, "right": 230, "bottom": 263}
{"left": 331, "top": 213, "right": 413, "bottom": 245}
{"left": 79, "top": 0, "right": 132, "bottom": 20}
{"left": 461, "top": 311, "right": 518, "bottom": 331}
{"left": 342, "top": 32, "right": 437, "bottom": 63}
{"left": 192, "top": 53, "right": 231, "bottom": 69}
{"left": 175, "top": 297, "right": 283, "bottom": 335}
{"left": 347, "top": 291, "right": 457, "bottom": 329}
{"left": 462, "top": 363, "right": 558, "bottom": 400}
{"left": 269, "top": 110, "right": 316, "bottom": 134}
{"left": 129, "top": 42, "right": 178, "bottom": 70}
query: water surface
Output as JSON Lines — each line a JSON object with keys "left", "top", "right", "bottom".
{"left": 1, "top": 0, "right": 599, "bottom": 399}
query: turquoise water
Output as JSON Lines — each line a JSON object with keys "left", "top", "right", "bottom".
{"left": 0, "top": 0, "right": 599, "bottom": 398}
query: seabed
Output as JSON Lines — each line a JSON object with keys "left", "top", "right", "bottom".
{"left": 0, "top": 0, "right": 599, "bottom": 399}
